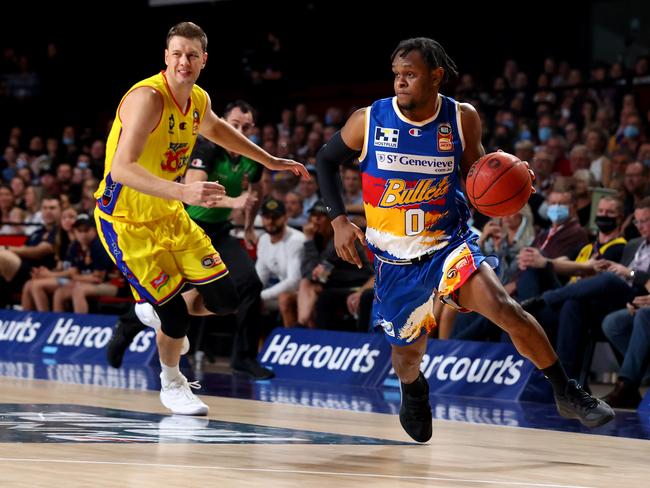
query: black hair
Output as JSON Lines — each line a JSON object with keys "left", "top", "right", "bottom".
{"left": 223, "top": 100, "right": 257, "bottom": 123}
{"left": 391, "top": 37, "right": 458, "bottom": 84}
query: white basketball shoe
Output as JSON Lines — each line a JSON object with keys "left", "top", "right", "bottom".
{"left": 159, "top": 373, "right": 209, "bottom": 416}
{"left": 135, "top": 302, "right": 190, "bottom": 355}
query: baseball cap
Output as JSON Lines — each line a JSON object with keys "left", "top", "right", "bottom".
{"left": 261, "top": 198, "right": 286, "bottom": 217}
{"left": 309, "top": 200, "right": 328, "bottom": 216}
{"left": 73, "top": 213, "right": 93, "bottom": 228}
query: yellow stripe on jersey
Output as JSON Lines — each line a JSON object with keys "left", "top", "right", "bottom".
{"left": 94, "top": 71, "right": 208, "bottom": 222}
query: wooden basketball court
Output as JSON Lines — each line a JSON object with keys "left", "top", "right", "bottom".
{"left": 0, "top": 376, "right": 647, "bottom": 488}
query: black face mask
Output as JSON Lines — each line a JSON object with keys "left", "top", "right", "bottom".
{"left": 595, "top": 215, "right": 618, "bottom": 234}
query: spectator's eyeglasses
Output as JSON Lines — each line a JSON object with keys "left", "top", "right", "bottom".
{"left": 633, "top": 217, "right": 650, "bottom": 226}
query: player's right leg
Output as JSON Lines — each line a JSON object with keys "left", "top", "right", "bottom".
{"left": 154, "top": 293, "right": 208, "bottom": 416}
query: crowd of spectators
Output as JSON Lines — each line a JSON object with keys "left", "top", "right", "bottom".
{"left": 2, "top": 43, "right": 650, "bottom": 408}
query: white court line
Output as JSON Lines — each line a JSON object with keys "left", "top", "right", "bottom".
{"left": 0, "top": 457, "right": 596, "bottom": 488}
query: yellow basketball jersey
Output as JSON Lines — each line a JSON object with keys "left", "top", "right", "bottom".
{"left": 95, "top": 71, "right": 208, "bottom": 222}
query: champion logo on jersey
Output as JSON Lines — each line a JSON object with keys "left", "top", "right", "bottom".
{"left": 409, "top": 128, "right": 422, "bottom": 137}
{"left": 374, "top": 127, "right": 399, "bottom": 148}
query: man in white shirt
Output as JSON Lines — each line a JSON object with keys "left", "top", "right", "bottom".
{"left": 256, "top": 197, "right": 306, "bottom": 326}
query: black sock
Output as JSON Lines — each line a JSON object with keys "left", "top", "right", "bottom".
{"left": 401, "top": 372, "right": 426, "bottom": 396}
{"left": 542, "top": 360, "right": 569, "bottom": 395}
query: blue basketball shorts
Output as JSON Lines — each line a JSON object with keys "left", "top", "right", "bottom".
{"left": 372, "top": 232, "right": 497, "bottom": 346}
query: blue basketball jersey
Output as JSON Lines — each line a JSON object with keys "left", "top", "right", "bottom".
{"left": 359, "top": 95, "right": 470, "bottom": 260}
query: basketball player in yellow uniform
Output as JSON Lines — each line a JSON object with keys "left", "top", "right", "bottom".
{"left": 94, "top": 22, "right": 308, "bottom": 415}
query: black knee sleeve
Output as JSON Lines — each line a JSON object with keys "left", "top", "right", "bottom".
{"left": 153, "top": 293, "right": 190, "bottom": 339}
{"left": 197, "top": 275, "right": 240, "bottom": 316}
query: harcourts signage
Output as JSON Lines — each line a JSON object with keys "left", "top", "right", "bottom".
{"left": 258, "top": 329, "right": 391, "bottom": 386}
{"left": 0, "top": 310, "right": 157, "bottom": 366}
{"left": 385, "top": 339, "right": 553, "bottom": 403}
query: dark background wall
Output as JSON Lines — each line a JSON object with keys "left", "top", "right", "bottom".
{"left": 0, "top": 0, "right": 644, "bottom": 136}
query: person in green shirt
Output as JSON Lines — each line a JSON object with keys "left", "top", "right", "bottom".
{"left": 184, "top": 100, "right": 272, "bottom": 379}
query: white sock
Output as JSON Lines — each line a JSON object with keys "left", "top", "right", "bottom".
{"left": 160, "top": 362, "right": 181, "bottom": 387}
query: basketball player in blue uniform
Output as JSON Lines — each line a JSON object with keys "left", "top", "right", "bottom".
{"left": 315, "top": 38, "right": 614, "bottom": 442}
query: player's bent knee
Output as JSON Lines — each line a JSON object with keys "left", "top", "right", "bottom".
{"left": 197, "top": 275, "right": 240, "bottom": 316}
{"left": 154, "top": 293, "right": 190, "bottom": 339}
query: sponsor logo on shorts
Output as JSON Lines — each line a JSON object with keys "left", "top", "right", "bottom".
{"left": 380, "top": 320, "right": 395, "bottom": 337}
{"left": 374, "top": 127, "right": 399, "bottom": 148}
{"left": 201, "top": 253, "right": 222, "bottom": 269}
{"left": 150, "top": 271, "right": 169, "bottom": 290}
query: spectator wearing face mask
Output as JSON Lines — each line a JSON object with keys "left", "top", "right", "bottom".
{"left": 516, "top": 188, "right": 589, "bottom": 300}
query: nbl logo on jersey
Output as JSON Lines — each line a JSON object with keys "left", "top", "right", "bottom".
{"left": 374, "top": 127, "right": 399, "bottom": 148}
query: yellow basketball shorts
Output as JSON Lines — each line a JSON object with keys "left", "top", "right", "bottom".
{"left": 95, "top": 210, "right": 228, "bottom": 304}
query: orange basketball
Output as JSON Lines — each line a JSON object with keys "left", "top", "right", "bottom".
{"left": 466, "top": 151, "right": 532, "bottom": 217}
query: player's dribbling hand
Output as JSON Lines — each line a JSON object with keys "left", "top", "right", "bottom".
{"left": 266, "top": 157, "right": 311, "bottom": 178}
{"left": 181, "top": 181, "right": 226, "bottom": 207}
{"left": 331, "top": 215, "right": 367, "bottom": 268}
{"left": 523, "top": 160, "right": 536, "bottom": 193}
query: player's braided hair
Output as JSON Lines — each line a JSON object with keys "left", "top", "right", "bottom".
{"left": 391, "top": 37, "right": 458, "bottom": 84}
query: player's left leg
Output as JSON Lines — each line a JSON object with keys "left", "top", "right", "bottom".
{"left": 391, "top": 334, "right": 432, "bottom": 442}
{"left": 458, "top": 262, "right": 615, "bottom": 428}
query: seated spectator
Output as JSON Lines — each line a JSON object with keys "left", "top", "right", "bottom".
{"left": 516, "top": 187, "right": 589, "bottom": 299}
{"left": 522, "top": 197, "right": 650, "bottom": 380}
{"left": 21, "top": 207, "right": 78, "bottom": 311}
{"left": 255, "top": 198, "right": 305, "bottom": 326}
{"left": 341, "top": 163, "right": 365, "bottom": 228}
{"left": 0, "top": 195, "right": 60, "bottom": 306}
{"left": 48, "top": 214, "right": 117, "bottom": 313}
{"left": 284, "top": 190, "right": 307, "bottom": 229}
{"left": 294, "top": 200, "right": 372, "bottom": 328}
{"left": 0, "top": 184, "right": 18, "bottom": 234}
{"left": 600, "top": 293, "right": 650, "bottom": 409}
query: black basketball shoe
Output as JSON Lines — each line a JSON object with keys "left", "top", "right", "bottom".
{"left": 554, "top": 379, "right": 615, "bottom": 428}
{"left": 106, "top": 319, "right": 146, "bottom": 369}
{"left": 399, "top": 372, "right": 433, "bottom": 442}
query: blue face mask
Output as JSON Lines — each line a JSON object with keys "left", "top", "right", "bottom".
{"left": 538, "top": 126, "right": 552, "bottom": 142}
{"left": 547, "top": 204, "right": 570, "bottom": 224}
{"left": 503, "top": 119, "right": 515, "bottom": 130}
{"left": 62, "top": 137, "right": 74, "bottom": 145}
{"left": 623, "top": 125, "right": 640, "bottom": 138}
{"left": 248, "top": 134, "right": 260, "bottom": 145}
{"left": 519, "top": 130, "right": 532, "bottom": 141}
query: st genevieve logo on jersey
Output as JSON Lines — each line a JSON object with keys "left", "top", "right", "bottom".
{"left": 192, "top": 109, "right": 200, "bottom": 135}
{"left": 201, "top": 253, "right": 222, "bottom": 269}
{"left": 374, "top": 126, "right": 399, "bottom": 148}
{"left": 378, "top": 177, "right": 449, "bottom": 208}
{"left": 161, "top": 143, "right": 190, "bottom": 173}
{"left": 437, "top": 123, "right": 454, "bottom": 152}
{"left": 150, "top": 270, "right": 169, "bottom": 290}
{"left": 408, "top": 128, "right": 422, "bottom": 137}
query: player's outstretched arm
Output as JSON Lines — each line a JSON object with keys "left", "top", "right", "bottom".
{"left": 111, "top": 87, "right": 225, "bottom": 207}
{"left": 316, "top": 108, "right": 366, "bottom": 268}
{"left": 199, "top": 94, "right": 310, "bottom": 178}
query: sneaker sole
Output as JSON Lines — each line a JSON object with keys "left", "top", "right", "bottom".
{"left": 557, "top": 405, "right": 616, "bottom": 428}
{"left": 159, "top": 395, "right": 209, "bottom": 416}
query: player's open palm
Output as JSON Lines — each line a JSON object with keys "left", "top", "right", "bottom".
{"left": 266, "top": 157, "right": 311, "bottom": 178}
{"left": 332, "top": 218, "right": 367, "bottom": 268}
{"left": 182, "top": 181, "right": 226, "bottom": 207}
